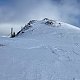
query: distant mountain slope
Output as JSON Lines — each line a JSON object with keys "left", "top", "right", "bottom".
{"left": 16, "top": 18, "right": 80, "bottom": 37}
{"left": 0, "top": 18, "right": 80, "bottom": 80}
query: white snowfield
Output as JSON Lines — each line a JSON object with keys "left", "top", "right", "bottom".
{"left": 0, "top": 18, "right": 80, "bottom": 80}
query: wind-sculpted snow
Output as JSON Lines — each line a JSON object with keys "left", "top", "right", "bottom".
{"left": 0, "top": 18, "right": 80, "bottom": 80}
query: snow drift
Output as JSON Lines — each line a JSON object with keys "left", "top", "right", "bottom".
{"left": 0, "top": 18, "right": 80, "bottom": 80}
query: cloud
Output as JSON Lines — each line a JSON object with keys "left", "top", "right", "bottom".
{"left": 59, "top": 0, "right": 80, "bottom": 26}
{"left": 27, "top": 0, "right": 80, "bottom": 27}
{"left": 0, "top": 6, "right": 15, "bottom": 23}
{"left": 0, "top": 0, "right": 80, "bottom": 36}
{"left": 27, "top": 0, "right": 61, "bottom": 20}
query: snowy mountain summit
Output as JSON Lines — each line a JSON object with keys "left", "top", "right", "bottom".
{"left": 16, "top": 18, "right": 80, "bottom": 38}
{"left": 16, "top": 18, "right": 70, "bottom": 37}
{"left": 0, "top": 18, "right": 80, "bottom": 80}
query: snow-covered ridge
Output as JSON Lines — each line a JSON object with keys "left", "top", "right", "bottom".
{"left": 16, "top": 18, "right": 61, "bottom": 36}
{"left": 16, "top": 18, "right": 80, "bottom": 37}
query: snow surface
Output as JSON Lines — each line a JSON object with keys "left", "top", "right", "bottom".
{"left": 0, "top": 19, "right": 80, "bottom": 80}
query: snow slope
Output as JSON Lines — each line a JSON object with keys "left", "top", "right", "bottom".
{"left": 0, "top": 18, "right": 80, "bottom": 80}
